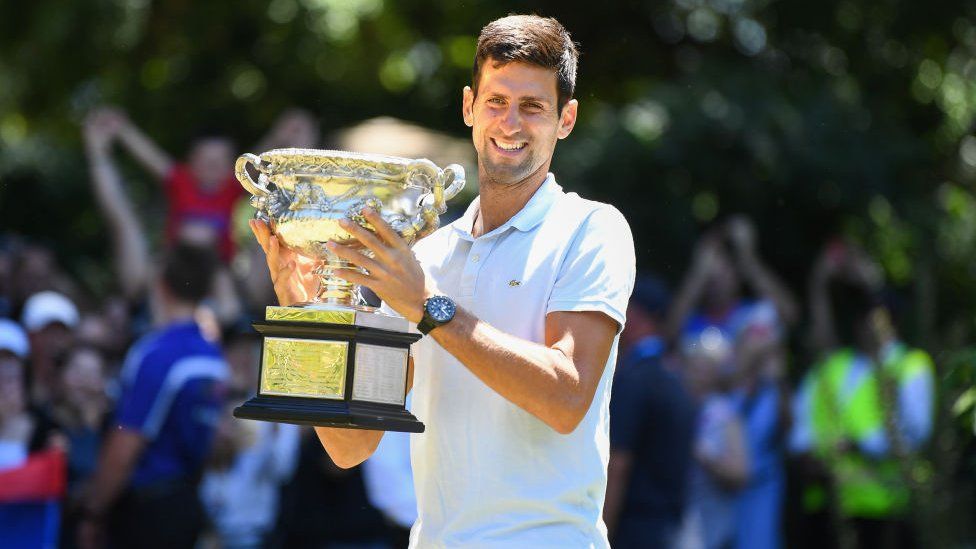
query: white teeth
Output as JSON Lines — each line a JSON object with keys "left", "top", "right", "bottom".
{"left": 494, "top": 139, "right": 526, "bottom": 151}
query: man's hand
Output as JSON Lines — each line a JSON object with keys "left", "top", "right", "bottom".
{"left": 250, "top": 219, "right": 318, "bottom": 307}
{"left": 325, "top": 209, "right": 431, "bottom": 323}
{"left": 727, "top": 214, "right": 758, "bottom": 262}
{"left": 690, "top": 233, "right": 721, "bottom": 278}
{"left": 77, "top": 515, "right": 105, "bottom": 549}
{"left": 82, "top": 108, "right": 125, "bottom": 155}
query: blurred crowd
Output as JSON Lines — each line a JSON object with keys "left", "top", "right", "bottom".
{"left": 606, "top": 218, "right": 934, "bottom": 549}
{"left": 0, "top": 106, "right": 935, "bottom": 549}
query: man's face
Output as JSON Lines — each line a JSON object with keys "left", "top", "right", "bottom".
{"left": 189, "top": 139, "right": 234, "bottom": 188}
{"left": 463, "top": 60, "right": 577, "bottom": 187}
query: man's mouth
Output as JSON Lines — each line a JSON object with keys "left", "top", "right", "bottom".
{"left": 491, "top": 138, "right": 527, "bottom": 152}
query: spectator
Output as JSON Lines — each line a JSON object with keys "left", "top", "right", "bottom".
{"left": 51, "top": 345, "right": 111, "bottom": 549}
{"left": 21, "top": 291, "right": 80, "bottom": 407}
{"left": 88, "top": 107, "right": 240, "bottom": 262}
{"left": 8, "top": 243, "right": 80, "bottom": 317}
{"left": 666, "top": 215, "right": 798, "bottom": 345}
{"left": 677, "top": 329, "right": 750, "bottom": 549}
{"left": 731, "top": 309, "right": 790, "bottom": 549}
{"left": 668, "top": 216, "right": 796, "bottom": 549}
{"left": 790, "top": 243, "right": 934, "bottom": 549}
{"left": 0, "top": 338, "right": 67, "bottom": 548}
{"left": 254, "top": 108, "right": 321, "bottom": 152}
{"left": 0, "top": 318, "right": 30, "bottom": 366}
{"left": 605, "top": 275, "right": 697, "bottom": 548}
{"left": 83, "top": 110, "right": 244, "bottom": 327}
{"left": 200, "top": 401, "right": 300, "bottom": 549}
{"left": 85, "top": 107, "right": 320, "bottom": 266}
{"left": 78, "top": 244, "right": 228, "bottom": 549}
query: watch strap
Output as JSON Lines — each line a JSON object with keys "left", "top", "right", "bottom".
{"left": 417, "top": 314, "right": 438, "bottom": 335}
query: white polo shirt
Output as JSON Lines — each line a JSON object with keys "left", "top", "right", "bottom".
{"left": 407, "top": 174, "right": 636, "bottom": 548}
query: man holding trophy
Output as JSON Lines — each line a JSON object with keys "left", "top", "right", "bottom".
{"left": 247, "top": 15, "right": 635, "bottom": 548}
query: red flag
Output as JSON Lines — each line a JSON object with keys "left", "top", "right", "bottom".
{"left": 0, "top": 449, "right": 67, "bottom": 503}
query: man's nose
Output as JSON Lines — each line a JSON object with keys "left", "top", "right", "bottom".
{"left": 499, "top": 105, "right": 521, "bottom": 135}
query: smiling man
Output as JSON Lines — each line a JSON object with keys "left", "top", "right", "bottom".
{"left": 252, "top": 14, "right": 635, "bottom": 548}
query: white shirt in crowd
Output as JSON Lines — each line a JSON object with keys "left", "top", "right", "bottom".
{"left": 199, "top": 421, "right": 301, "bottom": 548}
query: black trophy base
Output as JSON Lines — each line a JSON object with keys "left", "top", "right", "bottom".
{"left": 234, "top": 395, "right": 425, "bottom": 433}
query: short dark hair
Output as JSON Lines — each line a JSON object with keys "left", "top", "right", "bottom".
{"left": 829, "top": 279, "right": 879, "bottom": 347}
{"left": 161, "top": 244, "right": 217, "bottom": 304}
{"left": 472, "top": 15, "right": 579, "bottom": 111}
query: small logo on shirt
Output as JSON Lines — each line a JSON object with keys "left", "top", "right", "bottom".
{"left": 508, "top": 280, "right": 522, "bottom": 287}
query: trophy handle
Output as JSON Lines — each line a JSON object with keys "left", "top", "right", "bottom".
{"left": 235, "top": 153, "right": 272, "bottom": 197}
{"left": 440, "top": 164, "right": 466, "bottom": 204}
{"left": 400, "top": 163, "right": 466, "bottom": 242}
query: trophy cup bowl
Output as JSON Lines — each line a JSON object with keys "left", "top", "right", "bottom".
{"left": 232, "top": 148, "right": 465, "bottom": 432}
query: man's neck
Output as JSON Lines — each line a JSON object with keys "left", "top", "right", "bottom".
{"left": 155, "top": 302, "right": 197, "bottom": 328}
{"left": 472, "top": 163, "right": 550, "bottom": 238}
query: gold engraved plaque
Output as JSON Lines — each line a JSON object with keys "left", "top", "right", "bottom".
{"left": 260, "top": 337, "right": 348, "bottom": 399}
{"left": 352, "top": 344, "right": 409, "bottom": 405}
{"left": 266, "top": 307, "right": 356, "bottom": 325}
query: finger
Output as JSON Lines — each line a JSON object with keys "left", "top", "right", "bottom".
{"left": 250, "top": 219, "right": 272, "bottom": 254}
{"left": 267, "top": 236, "right": 286, "bottom": 281}
{"left": 326, "top": 242, "right": 386, "bottom": 276}
{"left": 338, "top": 218, "right": 397, "bottom": 264}
{"left": 363, "top": 208, "right": 408, "bottom": 250}
{"left": 331, "top": 267, "right": 372, "bottom": 287}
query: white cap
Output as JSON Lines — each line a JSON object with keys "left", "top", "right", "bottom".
{"left": 0, "top": 319, "right": 29, "bottom": 358}
{"left": 21, "top": 291, "right": 80, "bottom": 332}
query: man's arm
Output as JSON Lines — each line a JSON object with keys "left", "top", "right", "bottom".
{"left": 328, "top": 210, "right": 620, "bottom": 434}
{"left": 727, "top": 216, "right": 799, "bottom": 326}
{"left": 82, "top": 112, "right": 151, "bottom": 300}
{"left": 665, "top": 236, "right": 718, "bottom": 342}
{"left": 82, "top": 428, "right": 145, "bottom": 518}
{"left": 95, "top": 107, "right": 174, "bottom": 181}
{"left": 430, "top": 307, "right": 617, "bottom": 434}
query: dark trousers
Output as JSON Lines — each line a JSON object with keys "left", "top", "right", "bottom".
{"left": 612, "top": 513, "right": 680, "bottom": 549}
{"left": 109, "top": 479, "right": 205, "bottom": 549}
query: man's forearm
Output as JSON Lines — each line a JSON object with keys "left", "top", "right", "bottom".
{"left": 314, "top": 426, "right": 384, "bottom": 469}
{"left": 740, "top": 254, "right": 799, "bottom": 326}
{"left": 429, "top": 307, "right": 615, "bottom": 434}
{"left": 85, "top": 430, "right": 144, "bottom": 515}
{"left": 116, "top": 124, "right": 173, "bottom": 181}
{"left": 665, "top": 267, "right": 709, "bottom": 342}
{"left": 85, "top": 148, "right": 150, "bottom": 299}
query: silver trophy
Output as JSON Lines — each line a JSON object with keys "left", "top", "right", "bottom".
{"left": 233, "top": 148, "right": 465, "bottom": 432}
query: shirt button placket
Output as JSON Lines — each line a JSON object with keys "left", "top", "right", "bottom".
{"left": 460, "top": 239, "right": 492, "bottom": 297}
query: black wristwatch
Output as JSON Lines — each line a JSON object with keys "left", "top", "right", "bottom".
{"left": 417, "top": 295, "right": 456, "bottom": 335}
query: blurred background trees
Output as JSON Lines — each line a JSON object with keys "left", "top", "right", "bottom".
{"left": 1, "top": 0, "right": 975, "bottom": 541}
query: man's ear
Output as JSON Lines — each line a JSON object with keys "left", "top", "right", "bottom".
{"left": 557, "top": 99, "right": 578, "bottom": 140}
{"left": 462, "top": 86, "right": 475, "bottom": 127}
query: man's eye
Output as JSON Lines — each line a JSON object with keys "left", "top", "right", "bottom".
{"left": 522, "top": 103, "right": 543, "bottom": 112}
{"left": 488, "top": 98, "right": 505, "bottom": 105}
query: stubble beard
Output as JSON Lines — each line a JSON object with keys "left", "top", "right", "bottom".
{"left": 477, "top": 141, "right": 549, "bottom": 191}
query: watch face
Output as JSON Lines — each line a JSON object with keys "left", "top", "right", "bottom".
{"left": 426, "top": 296, "right": 456, "bottom": 323}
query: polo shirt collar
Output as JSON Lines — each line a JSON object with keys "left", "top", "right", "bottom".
{"left": 451, "top": 173, "right": 562, "bottom": 241}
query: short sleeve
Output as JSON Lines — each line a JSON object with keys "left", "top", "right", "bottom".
{"left": 114, "top": 350, "right": 166, "bottom": 438}
{"left": 546, "top": 204, "right": 636, "bottom": 332}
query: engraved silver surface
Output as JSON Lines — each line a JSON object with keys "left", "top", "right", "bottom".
{"left": 237, "top": 148, "right": 465, "bottom": 309}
